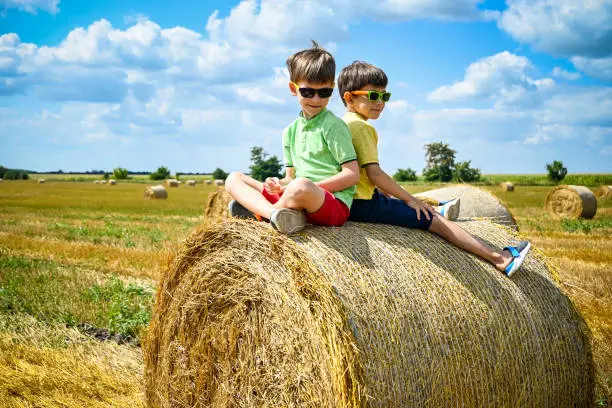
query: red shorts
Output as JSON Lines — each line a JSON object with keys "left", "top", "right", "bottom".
{"left": 262, "top": 188, "right": 350, "bottom": 227}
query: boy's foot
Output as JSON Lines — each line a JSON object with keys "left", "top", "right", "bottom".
{"left": 270, "top": 208, "right": 307, "bottom": 235}
{"left": 502, "top": 241, "right": 531, "bottom": 277}
{"left": 439, "top": 197, "right": 460, "bottom": 221}
{"left": 228, "top": 200, "right": 256, "bottom": 220}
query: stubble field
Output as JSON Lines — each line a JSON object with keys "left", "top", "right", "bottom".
{"left": 0, "top": 180, "right": 610, "bottom": 407}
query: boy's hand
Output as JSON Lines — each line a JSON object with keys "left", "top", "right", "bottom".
{"left": 264, "top": 177, "right": 283, "bottom": 194}
{"left": 406, "top": 197, "right": 436, "bottom": 221}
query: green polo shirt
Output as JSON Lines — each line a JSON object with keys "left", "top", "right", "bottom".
{"left": 282, "top": 109, "right": 357, "bottom": 208}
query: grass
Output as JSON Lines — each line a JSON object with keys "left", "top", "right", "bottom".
{"left": 0, "top": 180, "right": 611, "bottom": 406}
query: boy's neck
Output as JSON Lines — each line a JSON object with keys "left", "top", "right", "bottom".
{"left": 347, "top": 107, "right": 368, "bottom": 121}
{"left": 301, "top": 108, "right": 325, "bottom": 120}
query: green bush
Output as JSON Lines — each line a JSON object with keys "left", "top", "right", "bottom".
{"left": 113, "top": 167, "right": 129, "bottom": 180}
{"left": 394, "top": 168, "right": 417, "bottom": 182}
{"left": 249, "top": 146, "right": 282, "bottom": 181}
{"left": 546, "top": 160, "right": 568, "bottom": 183}
{"left": 150, "top": 166, "right": 171, "bottom": 180}
{"left": 2, "top": 169, "right": 29, "bottom": 180}
{"left": 453, "top": 160, "right": 481, "bottom": 182}
{"left": 212, "top": 168, "right": 229, "bottom": 180}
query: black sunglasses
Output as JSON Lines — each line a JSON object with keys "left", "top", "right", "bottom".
{"left": 292, "top": 82, "right": 334, "bottom": 99}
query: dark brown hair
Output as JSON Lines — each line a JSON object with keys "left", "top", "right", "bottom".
{"left": 286, "top": 40, "right": 335, "bottom": 84}
{"left": 337, "top": 61, "right": 388, "bottom": 106}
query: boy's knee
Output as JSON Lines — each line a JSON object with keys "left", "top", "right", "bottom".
{"left": 286, "top": 177, "right": 315, "bottom": 195}
{"left": 225, "top": 172, "right": 244, "bottom": 190}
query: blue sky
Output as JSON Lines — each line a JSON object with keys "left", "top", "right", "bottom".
{"left": 1, "top": 0, "right": 611, "bottom": 174}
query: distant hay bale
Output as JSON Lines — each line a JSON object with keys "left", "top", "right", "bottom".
{"left": 108, "top": 179, "right": 117, "bottom": 185}
{"left": 166, "top": 179, "right": 179, "bottom": 188}
{"left": 415, "top": 185, "right": 517, "bottom": 230}
{"left": 214, "top": 179, "right": 225, "bottom": 186}
{"left": 594, "top": 185, "right": 612, "bottom": 200}
{"left": 38, "top": 179, "right": 45, "bottom": 184}
{"left": 545, "top": 185, "right": 597, "bottom": 219}
{"left": 205, "top": 180, "right": 212, "bottom": 185}
{"left": 144, "top": 219, "right": 594, "bottom": 407}
{"left": 500, "top": 181, "right": 515, "bottom": 191}
{"left": 144, "top": 185, "right": 168, "bottom": 200}
{"left": 204, "top": 188, "right": 231, "bottom": 221}
{"left": 186, "top": 180, "right": 196, "bottom": 186}
{"left": 100, "top": 180, "right": 107, "bottom": 184}
{"left": 93, "top": 180, "right": 100, "bottom": 184}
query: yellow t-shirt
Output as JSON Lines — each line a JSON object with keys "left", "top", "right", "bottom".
{"left": 342, "top": 111, "right": 379, "bottom": 200}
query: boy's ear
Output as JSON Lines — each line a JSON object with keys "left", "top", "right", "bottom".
{"left": 288, "top": 81, "right": 298, "bottom": 96}
{"left": 343, "top": 91, "right": 353, "bottom": 106}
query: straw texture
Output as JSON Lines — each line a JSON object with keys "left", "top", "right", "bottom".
{"left": 415, "top": 185, "right": 517, "bottom": 230}
{"left": 144, "top": 219, "right": 593, "bottom": 407}
{"left": 144, "top": 185, "right": 168, "bottom": 199}
{"left": 595, "top": 185, "right": 612, "bottom": 200}
{"left": 545, "top": 185, "right": 597, "bottom": 219}
{"left": 204, "top": 188, "right": 231, "bottom": 221}
{"left": 500, "top": 181, "right": 514, "bottom": 191}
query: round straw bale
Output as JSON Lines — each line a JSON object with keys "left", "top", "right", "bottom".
{"left": 108, "top": 179, "right": 117, "bottom": 185}
{"left": 38, "top": 179, "right": 45, "bottom": 184}
{"left": 205, "top": 179, "right": 213, "bottom": 185}
{"left": 545, "top": 185, "right": 597, "bottom": 219}
{"left": 500, "top": 181, "right": 514, "bottom": 191}
{"left": 186, "top": 180, "right": 196, "bottom": 186}
{"left": 144, "top": 185, "right": 168, "bottom": 199}
{"left": 144, "top": 220, "right": 594, "bottom": 407}
{"left": 594, "top": 185, "right": 612, "bottom": 200}
{"left": 204, "top": 188, "right": 232, "bottom": 221}
{"left": 165, "top": 179, "right": 179, "bottom": 188}
{"left": 93, "top": 180, "right": 100, "bottom": 184}
{"left": 214, "top": 179, "right": 225, "bottom": 186}
{"left": 100, "top": 180, "right": 107, "bottom": 184}
{"left": 415, "top": 185, "right": 517, "bottom": 230}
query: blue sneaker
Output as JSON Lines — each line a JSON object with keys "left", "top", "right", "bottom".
{"left": 439, "top": 197, "right": 460, "bottom": 221}
{"left": 503, "top": 241, "right": 531, "bottom": 277}
{"left": 228, "top": 200, "right": 256, "bottom": 220}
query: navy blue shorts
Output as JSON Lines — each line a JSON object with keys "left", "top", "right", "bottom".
{"left": 349, "top": 190, "right": 432, "bottom": 230}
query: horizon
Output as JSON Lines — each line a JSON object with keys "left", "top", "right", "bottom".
{"left": 1, "top": 0, "right": 611, "bottom": 174}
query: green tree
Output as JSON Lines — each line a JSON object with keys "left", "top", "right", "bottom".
{"left": 453, "top": 160, "right": 481, "bottom": 182}
{"left": 249, "top": 146, "right": 282, "bottom": 181}
{"left": 113, "top": 167, "right": 129, "bottom": 180}
{"left": 212, "top": 168, "right": 229, "bottom": 180}
{"left": 546, "top": 160, "right": 568, "bottom": 183}
{"left": 103, "top": 172, "right": 110, "bottom": 181}
{"left": 423, "top": 142, "right": 456, "bottom": 182}
{"left": 393, "top": 168, "right": 417, "bottom": 182}
{"left": 150, "top": 166, "right": 171, "bottom": 180}
{"left": 3, "top": 170, "right": 29, "bottom": 180}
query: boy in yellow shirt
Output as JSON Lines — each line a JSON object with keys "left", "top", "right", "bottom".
{"left": 338, "top": 61, "right": 530, "bottom": 276}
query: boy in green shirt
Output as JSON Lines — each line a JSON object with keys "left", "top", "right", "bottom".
{"left": 225, "top": 42, "right": 360, "bottom": 235}
{"left": 338, "top": 61, "right": 531, "bottom": 277}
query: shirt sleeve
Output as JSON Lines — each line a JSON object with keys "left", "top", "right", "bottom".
{"left": 281, "top": 126, "right": 293, "bottom": 167}
{"left": 324, "top": 121, "right": 357, "bottom": 165}
{"left": 349, "top": 121, "right": 379, "bottom": 167}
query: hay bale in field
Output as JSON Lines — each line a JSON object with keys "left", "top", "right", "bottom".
{"left": 500, "top": 181, "right": 515, "bottom": 191}
{"left": 204, "top": 188, "right": 231, "bottom": 221}
{"left": 93, "top": 180, "right": 100, "bottom": 184}
{"left": 186, "top": 180, "right": 196, "bottom": 186}
{"left": 144, "top": 185, "right": 168, "bottom": 199}
{"left": 214, "top": 179, "right": 225, "bottom": 186}
{"left": 545, "top": 185, "right": 597, "bottom": 219}
{"left": 38, "top": 179, "right": 45, "bottom": 184}
{"left": 205, "top": 180, "right": 212, "bottom": 185}
{"left": 414, "top": 185, "right": 517, "bottom": 230}
{"left": 108, "top": 179, "right": 117, "bottom": 185}
{"left": 100, "top": 180, "right": 107, "bottom": 184}
{"left": 144, "top": 220, "right": 594, "bottom": 408}
{"left": 166, "top": 179, "right": 179, "bottom": 188}
{"left": 594, "top": 185, "right": 612, "bottom": 200}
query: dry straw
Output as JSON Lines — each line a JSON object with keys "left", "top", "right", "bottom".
{"left": 108, "top": 179, "right": 117, "bottom": 185}
{"left": 594, "top": 185, "right": 612, "bottom": 200}
{"left": 144, "top": 219, "right": 594, "bottom": 407}
{"left": 415, "top": 185, "right": 518, "bottom": 230}
{"left": 144, "top": 185, "right": 168, "bottom": 200}
{"left": 166, "top": 179, "right": 179, "bottom": 188}
{"left": 186, "top": 180, "right": 196, "bottom": 186}
{"left": 38, "top": 179, "right": 45, "bottom": 184}
{"left": 214, "top": 179, "right": 225, "bottom": 186}
{"left": 545, "top": 185, "right": 597, "bottom": 219}
{"left": 205, "top": 188, "right": 231, "bottom": 221}
{"left": 500, "top": 181, "right": 515, "bottom": 192}
{"left": 205, "top": 180, "right": 213, "bottom": 185}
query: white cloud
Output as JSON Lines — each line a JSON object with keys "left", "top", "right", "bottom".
{"left": 552, "top": 67, "right": 582, "bottom": 80}
{"left": 428, "top": 51, "right": 555, "bottom": 106}
{"left": 571, "top": 56, "right": 612, "bottom": 81}
{"left": 0, "top": 0, "right": 59, "bottom": 15}
{"left": 359, "top": 0, "right": 493, "bottom": 21}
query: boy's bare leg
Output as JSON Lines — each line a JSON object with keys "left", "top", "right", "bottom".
{"left": 428, "top": 215, "right": 513, "bottom": 272}
{"left": 225, "top": 172, "right": 276, "bottom": 219}
{"left": 272, "top": 177, "right": 326, "bottom": 213}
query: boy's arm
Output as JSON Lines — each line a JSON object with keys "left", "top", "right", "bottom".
{"left": 365, "top": 164, "right": 436, "bottom": 220}
{"left": 315, "top": 160, "right": 360, "bottom": 192}
{"left": 280, "top": 167, "right": 295, "bottom": 186}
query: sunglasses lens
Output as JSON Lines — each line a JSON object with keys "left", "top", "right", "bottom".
{"left": 299, "top": 88, "right": 316, "bottom": 98}
{"left": 382, "top": 92, "right": 391, "bottom": 102}
{"left": 368, "top": 92, "right": 379, "bottom": 101}
{"left": 318, "top": 88, "right": 333, "bottom": 98}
